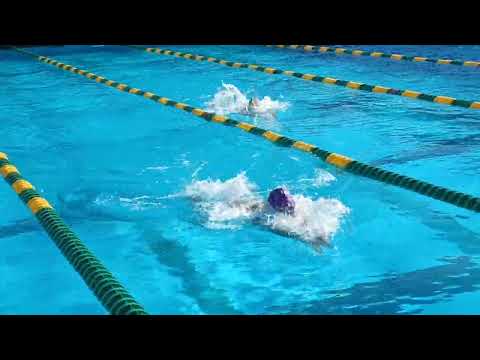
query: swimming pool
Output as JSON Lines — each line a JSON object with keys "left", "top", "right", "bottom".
{"left": 1, "top": 44, "right": 480, "bottom": 314}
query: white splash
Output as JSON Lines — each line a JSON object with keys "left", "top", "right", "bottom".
{"left": 313, "top": 168, "right": 336, "bottom": 187}
{"left": 204, "top": 82, "right": 289, "bottom": 120}
{"left": 264, "top": 195, "right": 349, "bottom": 246}
{"left": 205, "top": 83, "right": 249, "bottom": 115}
{"left": 184, "top": 173, "right": 349, "bottom": 246}
{"left": 191, "top": 161, "right": 208, "bottom": 179}
{"left": 185, "top": 172, "right": 261, "bottom": 229}
{"left": 93, "top": 194, "right": 164, "bottom": 211}
{"left": 93, "top": 193, "right": 115, "bottom": 206}
{"left": 119, "top": 195, "right": 164, "bottom": 211}
{"left": 146, "top": 166, "right": 170, "bottom": 172}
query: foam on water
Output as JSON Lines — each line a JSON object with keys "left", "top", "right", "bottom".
{"left": 264, "top": 195, "right": 349, "bottom": 247}
{"left": 184, "top": 172, "right": 261, "bottom": 229}
{"left": 146, "top": 166, "right": 170, "bottom": 172}
{"left": 298, "top": 168, "right": 337, "bottom": 188}
{"left": 184, "top": 172, "right": 349, "bottom": 246}
{"left": 204, "top": 82, "right": 289, "bottom": 120}
{"left": 313, "top": 168, "right": 337, "bottom": 187}
{"left": 118, "top": 196, "right": 165, "bottom": 211}
{"left": 72, "top": 193, "right": 165, "bottom": 214}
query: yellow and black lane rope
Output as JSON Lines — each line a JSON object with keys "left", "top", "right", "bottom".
{"left": 0, "top": 152, "right": 148, "bottom": 315}
{"left": 126, "top": 45, "right": 480, "bottom": 111}
{"left": 11, "top": 47, "right": 480, "bottom": 213}
{"left": 267, "top": 45, "right": 480, "bottom": 68}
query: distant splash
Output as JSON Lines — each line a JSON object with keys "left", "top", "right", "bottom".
{"left": 184, "top": 172, "right": 349, "bottom": 248}
{"left": 313, "top": 168, "right": 337, "bottom": 187}
{"left": 298, "top": 168, "right": 337, "bottom": 188}
{"left": 204, "top": 82, "right": 289, "bottom": 120}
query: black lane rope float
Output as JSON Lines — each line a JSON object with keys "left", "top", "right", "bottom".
{"left": 0, "top": 152, "right": 148, "bottom": 315}
{"left": 125, "top": 45, "right": 480, "bottom": 111}
{"left": 267, "top": 45, "right": 480, "bottom": 68}
{"left": 10, "top": 47, "right": 480, "bottom": 213}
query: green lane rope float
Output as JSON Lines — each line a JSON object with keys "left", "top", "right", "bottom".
{"left": 10, "top": 48, "right": 480, "bottom": 213}
{"left": 0, "top": 152, "right": 148, "bottom": 315}
{"left": 126, "top": 45, "right": 480, "bottom": 111}
{"left": 267, "top": 45, "right": 480, "bottom": 68}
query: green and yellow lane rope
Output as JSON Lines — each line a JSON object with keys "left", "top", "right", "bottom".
{"left": 126, "top": 45, "right": 480, "bottom": 111}
{"left": 0, "top": 152, "right": 148, "bottom": 315}
{"left": 267, "top": 45, "right": 480, "bottom": 68}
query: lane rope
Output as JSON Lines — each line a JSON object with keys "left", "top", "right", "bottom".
{"left": 267, "top": 45, "right": 480, "bottom": 68}
{"left": 0, "top": 152, "right": 148, "bottom": 315}
{"left": 125, "top": 45, "right": 480, "bottom": 111}
{"left": 10, "top": 47, "right": 480, "bottom": 213}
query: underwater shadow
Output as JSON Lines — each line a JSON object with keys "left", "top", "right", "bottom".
{"left": 267, "top": 256, "right": 480, "bottom": 314}
{"left": 145, "top": 226, "right": 242, "bottom": 315}
{"left": 372, "top": 133, "right": 480, "bottom": 167}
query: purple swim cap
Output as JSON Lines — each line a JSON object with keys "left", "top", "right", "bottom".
{"left": 268, "top": 188, "right": 295, "bottom": 215}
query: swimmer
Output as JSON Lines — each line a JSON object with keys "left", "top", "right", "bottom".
{"left": 242, "top": 97, "right": 277, "bottom": 119}
{"left": 248, "top": 187, "right": 295, "bottom": 215}
{"left": 242, "top": 187, "right": 330, "bottom": 251}
{"left": 187, "top": 175, "right": 344, "bottom": 251}
{"left": 247, "top": 97, "right": 260, "bottom": 113}
{"left": 238, "top": 97, "right": 260, "bottom": 116}
{"left": 246, "top": 188, "right": 327, "bottom": 248}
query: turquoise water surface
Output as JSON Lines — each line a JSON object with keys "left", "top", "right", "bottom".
{"left": 1, "top": 45, "right": 480, "bottom": 314}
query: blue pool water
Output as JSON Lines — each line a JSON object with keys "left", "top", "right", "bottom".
{"left": 1, "top": 45, "right": 480, "bottom": 314}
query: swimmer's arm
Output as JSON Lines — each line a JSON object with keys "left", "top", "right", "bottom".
{"left": 266, "top": 225, "right": 331, "bottom": 252}
{"left": 248, "top": 201, "right": 265, "bottom": 213}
